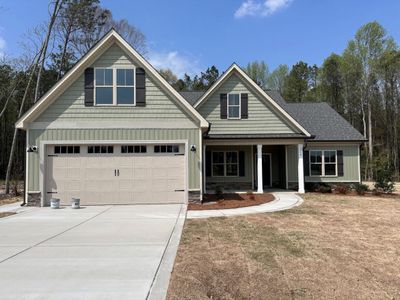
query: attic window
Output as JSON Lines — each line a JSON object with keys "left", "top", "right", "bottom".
{"left": 227, "top": 93, "right": 240, "bottom": 119}
{"left": 94, "top": 68, "right": 135, "bottom": 105}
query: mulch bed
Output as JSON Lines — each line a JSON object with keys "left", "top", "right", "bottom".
{"left": 188, "top": 193, "right": 274, "bottom": 210}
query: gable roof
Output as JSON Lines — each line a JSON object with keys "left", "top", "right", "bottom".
{"left": 16, "top": 30, "right": 208, "bottom": 129}
{"left": 193, "top": 64, "right": 312, "bottom": 137}
{"left": 265, "top": 91, "right": 366, "bottom": 142}
{"left": 179, "top": 91, "right": 205, "bottom": 106}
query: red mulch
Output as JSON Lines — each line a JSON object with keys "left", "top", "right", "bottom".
{"left": 188, "top": 193, "right": 274, "bottom": 210}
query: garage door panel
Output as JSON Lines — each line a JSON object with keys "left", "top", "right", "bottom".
{"left": 47, "top": 144, "right": 186, "bottom": 205}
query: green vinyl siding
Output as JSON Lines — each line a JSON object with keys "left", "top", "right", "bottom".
{"left": 286, "top": 144, "right": 361, "bottom": 184}
{"left": 27, "top": 128, "right": 200, "bottom": 191}
{"left": 197, "top": 74, "right": 299, "bottom": 135}
{"left": 35, "top": 44, "right": 197, "bottom": 125}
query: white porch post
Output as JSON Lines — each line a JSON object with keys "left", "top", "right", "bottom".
{"left": 203, "top": 145, "right": 206, "bottom": 195}
{"left": 297, "top": 144, "right": 305, "bottom": 194}
{"left": 257, "top": 144, "right": 263, "bottom": 193}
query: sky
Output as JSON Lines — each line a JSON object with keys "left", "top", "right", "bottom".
{"left": 0, "top": 0, "right": 400, "bottom": 77}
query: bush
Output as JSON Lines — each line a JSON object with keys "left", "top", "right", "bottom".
{"left": 333, "top": 184, "right": 350, "bottom": 194}
{"left": 316, "top": 184, "right": 332, "bottom": 193}
{"left": 374, "top": 156, "right": 395, "bottom": 194}
{"left": 352, "top": 183, "right": 369, "bottom": 195}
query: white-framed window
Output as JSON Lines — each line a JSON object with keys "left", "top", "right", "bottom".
{"left": 309, "top": 150, "right": 337, "bottom": 176}
{"left": 94, "top": 68, "right": 135, "bottom": 105}
{"left": 227, "top": 93, "right": 241, "bottom": 119}
{"left": 212, "top": 151, "right": 239, "bottom": 177}
{"left": 117, "top": 69, "right": 135, "bottom": 105}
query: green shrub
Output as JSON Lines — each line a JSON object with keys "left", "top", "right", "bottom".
{"left": 316, "top": 184, "right": 332, "bottom": 193}
{"left": 374, "top": 156, "right": 395, "bottom": 194}
{"left": 333, "top": 184, "right": 350, "bottom": 194}
{"left": 352, "top": 183, "right": 369, "bottom": 195}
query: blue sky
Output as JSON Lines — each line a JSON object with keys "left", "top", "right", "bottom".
{"left": 0, "top": 0, "right": 400, "bottom": 77}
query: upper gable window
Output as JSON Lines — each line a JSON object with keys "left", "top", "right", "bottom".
{"left": 95, "top": 69, "right": 113, "bottom": 105}
{"left": 117, "top": 69, "right": 135, "bottom": 105}
{"left": 94, "top": 68, "right": 135, "bottom": 105}
{"left": 228, "top": 93, "right": 240, "bottom": 119}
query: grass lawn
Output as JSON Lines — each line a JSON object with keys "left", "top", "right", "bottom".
{"left": 167, "top": 193, "right": 400, "bottom": 299}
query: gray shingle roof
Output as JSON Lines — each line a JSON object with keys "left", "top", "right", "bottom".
{"left": 178, "top": 91, "right": 205, "bottom": 106}
{"left": 265, "top": 90, "right": 365, "bottom": 141}
{"left": 178, "top": 90, "right": 365, "bottom": 142}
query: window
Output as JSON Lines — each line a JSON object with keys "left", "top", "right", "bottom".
{"left": 95, "top": 68, "right": 135, "bottom": 105}
{"left": 88, "top": 145, "right": 114, "bottom": 154}
{"left": 117, "top": 69, "right": 135, "bottom": 105}
{"left": 121, "top": 145, "right": 147, "bottom": 153}
{"left": 54, "top": 146, "right": 80, "bottom": 154}
{"left": 212, "top": 151, "right": 239, "bottom": 177}
{"left": 309, "top": 150, "right": 337, "bottom": 176}
{"left": 154, "top": 145, "right": 180, "bottom": 153}
{"left": 95, "top": 69, "right": 113, "bottom": 105}
{"left": 228, "top": 93, "right": 240, "bottom": 119}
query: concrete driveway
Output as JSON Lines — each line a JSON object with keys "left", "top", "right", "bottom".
{"left": 0, "top": 204, "right": 186, "bottom": 300}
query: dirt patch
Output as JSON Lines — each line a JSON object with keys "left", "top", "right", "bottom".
{"left": 0, "top": 195, "right": 22, "bottom": 206}
{"left": 168, "top": 193, "right": 400, "bottom": 299}
{"left": 188, "top": 193, "right": 274, "bottom": 210}
{"left": 0, "top": 212, "right": 16, "bottom": 218}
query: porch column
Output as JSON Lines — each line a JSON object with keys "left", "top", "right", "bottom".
{"left": 297, "top": 144, "right": 305, "bottom": 194}
{"left": 257, "top": 144, "right": 263, "bottom": 193}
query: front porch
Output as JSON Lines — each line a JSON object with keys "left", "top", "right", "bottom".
{"left": 203, "top": 142, "right": 305, "bottom": 194}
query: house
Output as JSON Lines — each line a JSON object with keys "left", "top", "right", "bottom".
{"left": 16, "top": 30, "right": 365, "bottom": 206}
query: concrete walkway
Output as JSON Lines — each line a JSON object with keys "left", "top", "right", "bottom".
{"left": 187, "top": 192, "right": 303, "bottom": 219}
{"left": 0, "top": 204, "right": 185, "bottom": 300}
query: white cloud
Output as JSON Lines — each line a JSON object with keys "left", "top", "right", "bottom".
{"left": 148, "top": 50, "right": 201, "bottom": 78}
{"left": 234, "top": 0, "right": 293, "bottom": 18}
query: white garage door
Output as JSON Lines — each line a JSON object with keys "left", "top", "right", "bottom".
{"left": 46, "top": 144, "right": 186, "bottom": 205}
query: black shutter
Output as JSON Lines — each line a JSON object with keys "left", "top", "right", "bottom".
{"left": 206, "top": 151, "right": 212, "bottom": 177}
{"left": 337, "top": 150, "right": 344, "bottom": 176}
{"left": 239, "top": 151, "right": 245, "bottom": 177}
{"left": 220, "top": 94, "right": 227, "bottom": 119}
{"left": 136, "top": 68, "right": 146, "bottom": 106}
{"left": 241, "top": 93, "right": 248, "bottom": 119}
{"left": 303, "top": 150, "right": 310, "bottom": 176}
{"left": 84, "top": 68, "right": 94, "bottom": 106}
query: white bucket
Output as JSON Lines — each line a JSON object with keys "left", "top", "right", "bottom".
{"left": 71, "top": 198, "right": 80, "bottom": 209}
{"left": 50, "top": 198, "right": 60, "bottom": 209}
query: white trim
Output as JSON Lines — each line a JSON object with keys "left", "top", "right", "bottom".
{"left": 193, "top": 64, "right": 311, "bottom": 137}
{"left": 211, "top": 151, "right": 239, "bottom": 177}
{"left": 16, "top": 30, "right": 208, "bottom": 129}
{"left": 358, "top": 146, "right": 361, "bottom": 183}
{"left": 285, "top": 145, "right": 288, "bottom": 189}
{"left": 251, "top": 145, "right": 254, "bottom": 190}
{"left": 28, "top": 120, "right": 198, "bottom": 129}
{"left": 227, "top": 93, "right": 241, "bottom": 119}
{"left": 257, "top": 144, "right": 263, "bottom": 193}
{"left": 199, "top": 128, "right": 203, "bottom": 198}
{"left": 202, "top": 144, "right": 206, "bottom": 195}
{"left": 25, "top": 130, "right": 29, "bottom": 202}
{"left": 39, "top": 139, "right": 189, "bottom": 206}
{"left": 309, "top": 149, "right": 338, "bottom": 177}
{"left": 297, "top": 144, "right": 305, "bottom": 194}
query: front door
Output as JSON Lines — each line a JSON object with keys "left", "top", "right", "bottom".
{"left": 262, "top": 153, "right": 272, "bottom": 187}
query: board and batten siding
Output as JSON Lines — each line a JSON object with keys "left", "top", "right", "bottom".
{"left": 286, "top": 144, "right": 361, "bottom": 184}
{"left": 35, "top": 44, "right": 197, "bottom": 125}
{"left": 197, "top": 74, "right": 299, "bottom": 135}
{"left": 27, "top": 129, "right": 201, "bottom": 192}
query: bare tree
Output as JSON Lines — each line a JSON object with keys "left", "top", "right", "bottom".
{"left": 34, "top": 0, "right": 62, "bottom": 102}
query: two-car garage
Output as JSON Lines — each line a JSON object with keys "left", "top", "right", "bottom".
{"left": 45, "top": 143, "right": 187, "bottom": 206}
